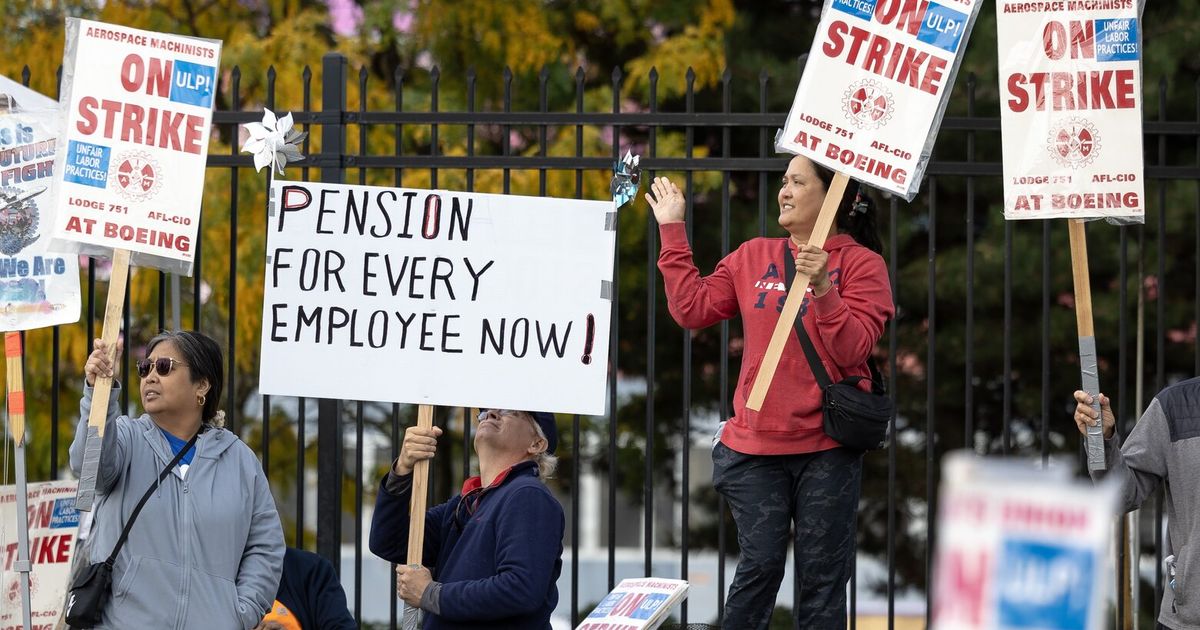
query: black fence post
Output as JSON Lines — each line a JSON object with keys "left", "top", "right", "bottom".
{"left": 316, "top": 51, "right": 347, "bottom": 573}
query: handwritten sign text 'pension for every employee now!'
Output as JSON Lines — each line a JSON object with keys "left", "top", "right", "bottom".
{"left": 257, "top": 180, "right": 616, "bottom": 416}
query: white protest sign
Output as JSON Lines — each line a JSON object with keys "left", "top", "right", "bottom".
{"left": 49, "top": 18, "right": 222, "bottom": 276}
{"left": 0, "top": 480, "right": 80, "bottom": 629}
{"left": 578, "top": 578, "right": 689, "bottom": 630}
{"left": 776, "top": 0, "right": 983, "bottom": 200}
{"left": 259, "top": 180, "right": 615, "bottom": 416}
{"left": 998, "top": 1, "right": 1144, "bottom": 220}
{"left": 930, "top": 453, "right": 1117, "bottom": 630}
{"left": 0, "top": 109, "right": 81, "bottom": 330}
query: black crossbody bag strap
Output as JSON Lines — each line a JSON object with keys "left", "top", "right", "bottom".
{"left": 781, "top": 241, "right": 885, "bottom": 395}
{"left": 102, "top": 428, "right": 203, "bottom": 566}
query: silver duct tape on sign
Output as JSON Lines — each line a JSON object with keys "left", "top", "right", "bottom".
{"left": 1079, "top": 335, "right": 1106, "bottom": 472}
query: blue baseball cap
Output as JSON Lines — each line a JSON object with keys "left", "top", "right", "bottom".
{"left": 527, "top": 411, "right": 558, "bottom": 455}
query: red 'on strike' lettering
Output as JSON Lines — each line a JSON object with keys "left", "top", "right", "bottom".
{"left": 610, "top": 593, "right": 646, "bottom": 617}
{"left": 75, "top": 97, "right": 204, "bottom": 154}
{"left": 119, "top": 54, "right": 174, "bottom": 97}
{"left": 932, "top": 549, "right": 989, "bottom": 624}
{"left": 873, "top": 0, "right": 930, "bottom": 36}
{"left": 822, "top": 21, "right": 948, "bottom": 95}
{"left": 1042, "top": 20, "right": 1095, "bottom": 60}
{"left": 1006, "top": 70, "right": 1136, "bottom": 112}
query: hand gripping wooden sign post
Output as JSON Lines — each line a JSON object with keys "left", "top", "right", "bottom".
{"left": 49, "top": 18, "right": 222, "bottom": 511}
{"left": 997, "top": 2, "right": 1144, "bottom": 622}
{"left": 0, "top": 91, "right": 83, "bottom": 627}
{"left": 997, "top": 1, "right": 1144, "bottom": 474}
{"left": 750, "top": 0, "right": 984, "bottom": 411}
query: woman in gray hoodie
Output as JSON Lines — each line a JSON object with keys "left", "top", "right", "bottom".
{"left": 70, "top": 330, "right": 284, "bottom": 629}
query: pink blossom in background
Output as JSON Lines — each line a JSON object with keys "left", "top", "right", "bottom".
{"left": 326, "top": 0, "right": 363, "bottom": 37}
{"left": 508, "top": 130, "right": 528, "bottom": 152}
{"left": 393, "top": 10, "right": 414, "bottom": 33}
{"left": 649, "top": 23, "right": 668, "bottom": 44}
{"left": 79, "top": 255, "right": 113, "bottom": 281}
{"left": 896, "top": 351, "right": 925, "bottom": 378}
{"left": 1168, "top": 322, "right": 1197, "bottom": 344}
{"left": 393, "top": 0, "right": 417, "bottom": 33}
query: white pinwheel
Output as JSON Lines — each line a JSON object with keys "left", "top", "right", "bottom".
{"left": 241, "top": 108, "right": 307, "bottom": 175}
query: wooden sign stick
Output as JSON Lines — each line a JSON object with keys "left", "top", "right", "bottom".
{"left": 6, "top": 332, "right": 33, "bottom": 629}
{"left": 746, "top": 172, "right": 850, "bottom": 411}
{"left": 75, "top": 248, "right": 132, "bottom": 511}
{"left": 402, "top": 403, "right": 436, "bottom": 630}
{"left": 1068, "top": 220, "right": 1105, "bottom": 472}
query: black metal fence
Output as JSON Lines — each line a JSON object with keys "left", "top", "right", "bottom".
{"left": 18, "top": 52, "right": 1200, "bottom": 628}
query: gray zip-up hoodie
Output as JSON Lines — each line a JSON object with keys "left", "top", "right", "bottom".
{"left": 1093, "top": 376, "right": 1200, "bottom": 630}
{"left": 69, "top": 384, "right": 284, "bottom": 629}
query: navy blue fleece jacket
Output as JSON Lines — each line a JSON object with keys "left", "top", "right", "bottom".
{"left": 368, "top": 460, "right": 564, "bottom": 629}
{"left": 275, "top": 547, "right": 356, "bottom": 629}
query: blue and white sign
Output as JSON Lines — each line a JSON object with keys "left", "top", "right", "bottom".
{"left": 0, "top": 107, "right": 81, "bottom": 330}
{"left": 170, "top": 59, "right": 218, "bottom": 107}
{"left": 930, "top": 453, "right": 1118, "bottom": 630}
{"left": 995, "top": 539, "right": 1092, "bottom": 629}
{"left": 917, "top": 3, "right": 971, "bottom": 53}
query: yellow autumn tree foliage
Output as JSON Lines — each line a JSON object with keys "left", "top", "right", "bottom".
{"left": 0, "top": 2, "right": 732, "bottom": 521}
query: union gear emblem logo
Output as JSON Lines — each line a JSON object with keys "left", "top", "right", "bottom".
{"left": 112, "top": 151, "right": 163, "bottom": 202}
{"left": 842, "top": 79, "right": 894, "bottom": 130}
{"left": 0, "top": 185, "right": 43, "bottom": 255}
{"left": 1047, "top": 118, "right": 1101, "bottom": 169}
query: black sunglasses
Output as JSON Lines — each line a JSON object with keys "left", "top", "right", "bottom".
{"left": 136, "top": 357, "right": 186, "bottom": 378}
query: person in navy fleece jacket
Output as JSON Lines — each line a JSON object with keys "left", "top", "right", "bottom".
{"left": 369, "top": 409, "right": 564, "bottom": 629}
{"left": 256, "top": 547, "right": 356, "bottom": 630}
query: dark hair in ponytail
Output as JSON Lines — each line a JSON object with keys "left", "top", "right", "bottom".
{"left": 809, "top": 161, "right": 884, "bottom": 255}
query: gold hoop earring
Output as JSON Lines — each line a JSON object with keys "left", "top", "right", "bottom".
{"left": 198, "top": 393, "right": 206, "bottom": 407}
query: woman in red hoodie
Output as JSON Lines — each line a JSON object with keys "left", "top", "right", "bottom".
{"left": 648, "top": 155, "right": 894, "bottom": 629}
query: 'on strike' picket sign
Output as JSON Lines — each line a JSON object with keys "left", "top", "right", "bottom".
{"left": 930, "top": 453, "right": 1117, "bottom": 630}
{"left": 49, "top": 18, "right": 221, "bottom": 275}
{"left": 0, "top": 481, "right": 80, "bottom": 628}
{"left": 998, "top": 1, "right": 1144, "bottom": 220}
{"left": 776, "top": 0, "right": 983, "bottom": 200}
{"left": 258, "top": 180, "right": 615, "bottom": 416}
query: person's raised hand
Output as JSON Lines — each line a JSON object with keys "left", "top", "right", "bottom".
{"left": 1072, "top": 390, "right": 1115, "bottom": 440}
{"left": 395, "top": 425, "right": 444, "bottom": 475}
{"left": 84, "top": 337, "right": 123, "bottom": 387}
{"left": 645, "top": 176, "right": 686, "bottom": 224}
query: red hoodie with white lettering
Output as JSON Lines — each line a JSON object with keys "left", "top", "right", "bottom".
{"left": 657, "top": 222, "right": 894, "bottom": 455}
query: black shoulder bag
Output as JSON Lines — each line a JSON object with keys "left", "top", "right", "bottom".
{"left": 66, "top": 428, "right": 201, "bottom": 628}
{"left": 783, "top": 241, "right": 892, "bottom": 451}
